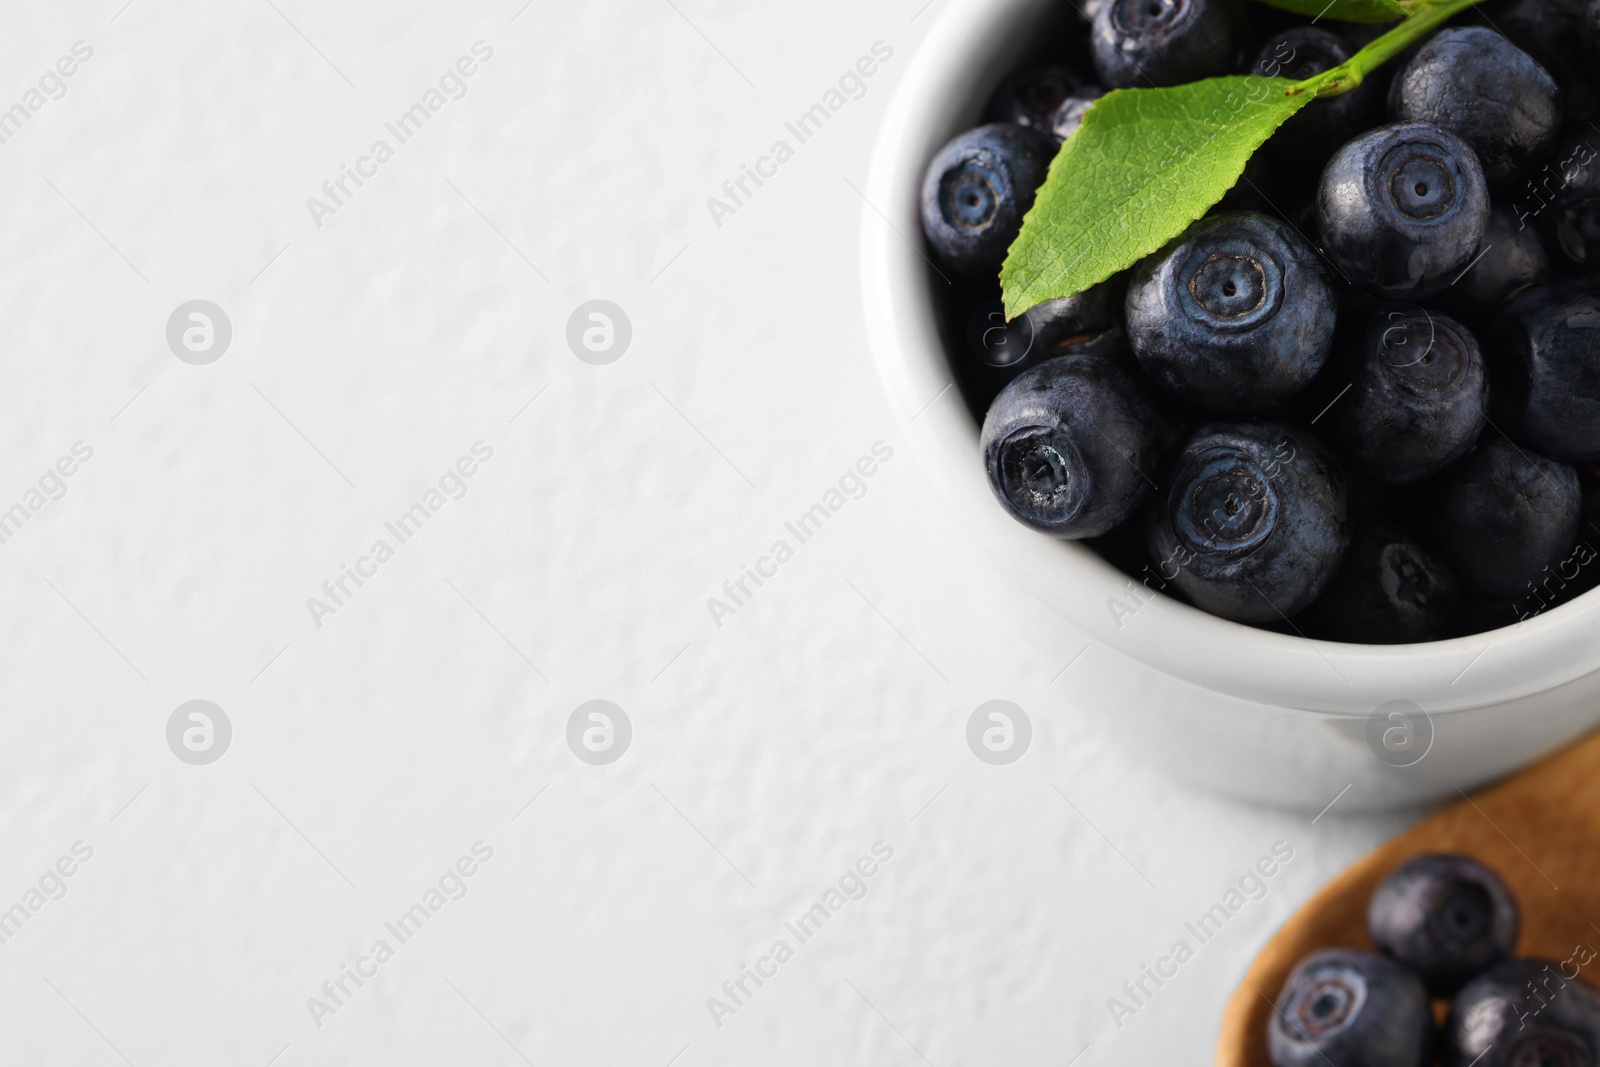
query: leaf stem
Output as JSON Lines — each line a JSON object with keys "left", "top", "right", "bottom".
{"left": 1287, "top": 0, "right": 1486, "bottom": 99}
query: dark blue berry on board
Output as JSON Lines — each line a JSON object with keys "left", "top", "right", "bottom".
{"left": 1444, "top": 958, "right": 1600, "bottom": 1067}
{"left": 1268, "top": 948, "right": 1434, "bottom": 1067}
{"left": 1367, "top": 853, "right": 1518, "bottom": 996}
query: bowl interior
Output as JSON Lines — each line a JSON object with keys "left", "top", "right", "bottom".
{"left": 861, "top": 0, "right": 1600, "bottom": 714}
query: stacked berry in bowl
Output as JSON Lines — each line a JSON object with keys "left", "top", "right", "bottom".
{"left": 922, "top": 0, "right": 1600, "bottom": 641}
{"left": 1269, "top": 853, "right": 1595, "bottom": 1067}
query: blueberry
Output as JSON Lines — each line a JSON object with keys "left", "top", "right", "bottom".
{"left": 1500, "top": 513, "right": 1600, "bottom": 624}
{"left": 1445, "top": 958, "right": 1600, "bottom": 1067}
{"left": 1268, "top": 948, "right": 1434, "bottom": 1067}
{"left": 1367, "top": 853, "right": 1518, "bottom": 996}
{"left": 1430, "top": 435, "right": 1581, "bottom": 599}
{"left": 987, "top": 65, "right": 1083, "bottom": 133}
{"left": 1146, "top": 423, "right": 1348, "bottom": 621}
{"left": 1535, "top": 132, "right": 1600, "bottom": 267}
{"left": 1090, "top": 0, "right": 1242, "bottom": 89}
{"left": 1492, "top": 280, "right": 1600, "bottom": 462}
{"left": 1389, "top": 28, "right": 1561, "bottom": 186}
{"left": 965, "top": 298, "right": 1035, "bottom": 373}
{"left": 1333, "top": 306, "right": 1487, "bottom": 483}
{"left": 982, "top": 353, "right": 1166, "bottom": 538}
{"left": 1442, "top": 207, "right": 1550, "bottom": 317}
{"left": 1048, "top": 86, "right": 1105, "bottom": 142}
{"left": 1253, "top": 29, "right": 1376, "bottom": 179}
{"left": 965, "top": 281, "right": 1125, "bottom": 372}
{"left": 1252, "top": 27, "right": 1353, "bottom": 89}
{"left": 1305, "top": 524, "right": 1459, "bottom": 643}
{"left": 1498, "top": 0, "right": 1597, "bottom": 123}
{"left": 1126, "top": 211, "right": 1336, "bottom": 413}
{"left": 1317, "top": 122, "right": 1490, "bottom": 300}
{"left": 920, "top": 123, "right": 1056, "bottom": 279}
{"left": 1076, "top": 0, "right": 1113, "bottom": 24}
{"left": 1024, "top": 281, "right": 1125, "bottom": 353}
{"left": 946, "top": 272, "right": 1131, "bottom": 418}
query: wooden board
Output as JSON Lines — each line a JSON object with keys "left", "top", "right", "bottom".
{"left": 1216, "top": 730, "right": 1600, "bottom": 1066}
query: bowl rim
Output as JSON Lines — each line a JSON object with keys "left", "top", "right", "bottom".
{"left": 859, "top": 0, "right": 1600, "bottom": 716}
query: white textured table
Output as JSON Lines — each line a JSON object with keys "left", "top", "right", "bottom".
{"left": 0, "top": 1, "right": 1417, "bottom": 1062}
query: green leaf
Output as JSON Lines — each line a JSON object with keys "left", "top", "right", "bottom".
{"left": 1249, "top": 0, "right": 1405, "bottom": 24}
{"left": 1001, "top": 77, "right": 1315, "bottom": 319}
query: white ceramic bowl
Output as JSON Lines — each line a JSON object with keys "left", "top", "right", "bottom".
{"left": 861, "top": 0, "right": 1600, "bottom": 810}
